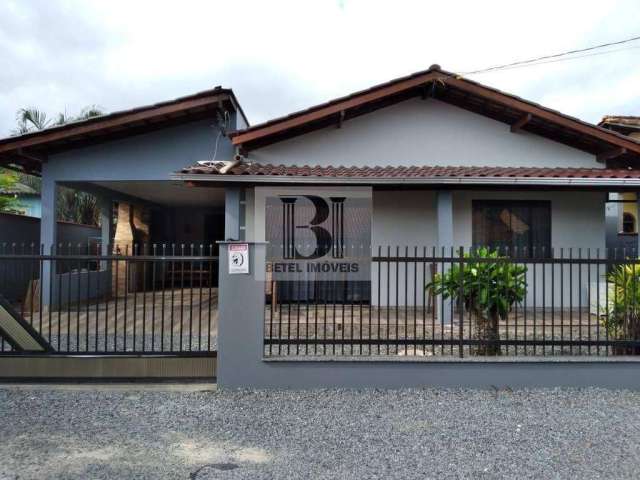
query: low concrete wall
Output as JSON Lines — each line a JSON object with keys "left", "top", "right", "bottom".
{"left": 0, "top": 355, "right": 216, "bottom": 380}
{"left": 217, "top": 243, "right": 640, "bottom": 390}
{"left": 0, "top": 212, "right": 101, "bottom": 248}
{"left": 0, "top": 213, "right": 101, "bottom": 302}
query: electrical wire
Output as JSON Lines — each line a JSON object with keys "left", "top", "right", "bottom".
{"left": 462, "top": 34, "right": 640, "bottom": 75}
{"left": 466, "top": 45, "right": 640, "bottom": 75}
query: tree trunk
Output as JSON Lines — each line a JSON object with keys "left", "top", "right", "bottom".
{"left": 472, "top": 308, "right": 501, "bottom": 356}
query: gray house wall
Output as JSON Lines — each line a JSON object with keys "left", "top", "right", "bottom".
{"left": 370, "top": 189, "right": 605, "bottom": 306}
{"left": 44, "top": 119, "right": 234, "bottom": 183}
{"left": 249, "top": 98, "right": 601, "bottom": 169}
{"left": 243, "top": 98, "right": 610, "bottom": 308}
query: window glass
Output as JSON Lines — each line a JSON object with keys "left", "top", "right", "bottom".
{"left": 472, "top": 200, "right": 551, "bottom": 257}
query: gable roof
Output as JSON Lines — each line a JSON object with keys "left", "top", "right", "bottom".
{"left": 230, "top": 65, "right": 640, "bottom": 164}
{"left": 0, "top": 87, "right": 247, "bottom": 175}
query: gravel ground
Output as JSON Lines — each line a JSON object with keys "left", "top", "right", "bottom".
{"left": 1, "top": 386, "right": 640, "bottom": 479}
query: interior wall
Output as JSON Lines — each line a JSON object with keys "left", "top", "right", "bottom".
{"left": 150, "top": 207, "right": 225, "bottom": 248}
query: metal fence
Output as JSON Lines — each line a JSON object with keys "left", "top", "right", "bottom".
{"left": 264, "top": 246, "right": 640, "bottom": 357}
{"left": 0, "top": 243, "right": 219, "bottom": 355}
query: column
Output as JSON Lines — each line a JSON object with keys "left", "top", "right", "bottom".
{"left": 40, "top": 176, "right": 57, "bottom": 305}
{"left": 99, "top": 196, "right": 113, "bottom": 295}
{"left": 437, "top": 190, "right": 453, "bottom": 325}
{"left": 224, "top": 187, "right": 242, "bottom": 241}
{"left": 217, "top": 241, "right": 267, "bottom": 387}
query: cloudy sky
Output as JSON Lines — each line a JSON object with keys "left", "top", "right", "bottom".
{"left": 1, "top": 0, "right": 639, "bottom": 135}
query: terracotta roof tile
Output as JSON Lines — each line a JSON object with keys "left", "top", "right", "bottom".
{"left": 180, "top": 163, "right": 640, "bottom": 180}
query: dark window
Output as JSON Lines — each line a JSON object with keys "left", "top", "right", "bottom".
{"left": 472, "top": 200, "right": 551, "bottom": 257}
{"left": 622, "top": 212, "right": 636, "bottom": 234}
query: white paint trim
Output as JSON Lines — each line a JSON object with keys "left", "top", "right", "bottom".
{"left": 172, "top": 173, "right": 640, "bottom": 187}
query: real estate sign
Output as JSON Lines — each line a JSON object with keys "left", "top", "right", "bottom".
{"left": 259, "top": 187, "right": 372, "bottom": 284}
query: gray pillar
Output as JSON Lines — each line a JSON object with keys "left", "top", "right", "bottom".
{"left": 437, "top": 190, "right": 453, "bottom": 324}
{"left": 224, "top": 187, "right": 242, "bottom": 241}
{"left": 217, "top": 241, "right": 267, "bottom": 387}
{"left": 99, "top": 196, "right": 113, "bottom": 274}
{"left": 40, "top": 176, "right": 58, "bottom": 305}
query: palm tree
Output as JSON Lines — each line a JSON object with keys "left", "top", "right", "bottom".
{"left": 11, "top": 105, "right": 105, "bottom": 225}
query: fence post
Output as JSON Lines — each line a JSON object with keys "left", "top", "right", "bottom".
{"left": 458, "top": 246, "right": 464, "bottom": 358}
{"left": 217, "top": 241, "right": 267, "bottom": 387}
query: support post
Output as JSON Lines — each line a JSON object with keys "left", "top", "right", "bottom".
{"left": 224, "top": 187, "right": 242, "bottom": 241}
{"left": 217, "top": 242, "right": 267, "bottom": 387}
{"left": 437, "top": 190, "right": 454, "bottom": 325}
{"left": 99, "top": 196, "right": 113, "bottom": 286}
{"left": 40, "top": 176, "right": 57, "bottom": 306}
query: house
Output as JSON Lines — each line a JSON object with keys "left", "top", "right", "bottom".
{"left": 600, "top": 116, "right": 640, "bottom": 254}
{"left": 0, "top": 182, "right": 41, "bottom": 217}
{"left": 3, "top": 64, "right": 640, "bottom": 382}
{"left": 0, "top": 65, "right": 639, "bottom": 304}
{"left": 0, "top": 86, "right": 246, "bottom": 303}
{"left": 174, "top": 65, "right": 640, "bottom": 307}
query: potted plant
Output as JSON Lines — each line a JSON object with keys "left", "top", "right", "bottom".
{"left": 602, "top": 263, "right": 640, "bottom": 355}
{"left": 427, "top": 247, "right": 527, "bottom": 356}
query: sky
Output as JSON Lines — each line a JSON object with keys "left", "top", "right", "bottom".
{"left": 1, "top": 0, "right": 640, "bottom": 136}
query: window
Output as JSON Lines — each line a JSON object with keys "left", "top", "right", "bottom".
{"left": 622, "top": 212, "right": 637, "bottom": 234}
{"left": 472, "top": 200, "right": 551, "bottom": 257}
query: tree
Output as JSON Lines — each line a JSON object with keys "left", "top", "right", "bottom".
{"left": 11, "top": 106, "right": 104, "bottom": 225}
{"left": 13, "top": 105, "right": 103, "bottom": 135}
{"left": 0, "top": 170, "right": 23, "bottom": 213}
{"left": 427, "top": 247, "right": 527, "bottom": 356}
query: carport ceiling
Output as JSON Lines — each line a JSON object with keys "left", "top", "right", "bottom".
{"left": 92, "top": 181, "right": 225, "bottom": 207}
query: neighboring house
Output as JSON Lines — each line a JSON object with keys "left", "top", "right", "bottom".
{"left": 1, "top": 65, "right": 640, "bottom": 304}
{"left": 0, "top": 182, "right": 41, "bottom": 217}
{"left": 600, "top": 116, "right": 640, "bottom": 255}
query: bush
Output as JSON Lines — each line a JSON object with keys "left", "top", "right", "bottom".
{"left": 427, "top": 247, "right": 527, "bottom": 355}
{"left": 602, "top": 263, "right": 640, "bottom": 355}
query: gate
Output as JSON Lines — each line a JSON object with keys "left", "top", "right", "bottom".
{"left": 0, "top": 243, "right": 218, "bottom": 380}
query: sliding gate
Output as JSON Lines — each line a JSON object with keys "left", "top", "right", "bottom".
{"left": 0, "top": 244, "right": 218, "bottom": 380}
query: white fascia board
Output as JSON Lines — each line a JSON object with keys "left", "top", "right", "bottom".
{"left": 171, "top": 173, "right": 640, "bottom": 188}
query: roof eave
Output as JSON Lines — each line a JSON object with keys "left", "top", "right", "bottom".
{"left": 229, "top": 70, "right": 640, "bottom": 159}
{"left": 171, "top": 172, "right": 640, "bottom": 188}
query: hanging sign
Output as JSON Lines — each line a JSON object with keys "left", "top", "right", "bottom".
{"left": 228, "top": 243, "right": 250, "bottom": 274}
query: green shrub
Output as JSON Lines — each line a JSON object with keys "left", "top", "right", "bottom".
{"left": 427, "top": 247, "right": 527, "bottom": 355}
{"left": 603, "top": 263, "right": 640, "bottom": 354}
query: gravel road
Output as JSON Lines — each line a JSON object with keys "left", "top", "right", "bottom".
{"left": 1, "top": 385, "right": 639, "bottom": 479}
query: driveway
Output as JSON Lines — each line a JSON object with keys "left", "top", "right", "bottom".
{"left": 1, "top": 385, "right": 639, "bottom": 479}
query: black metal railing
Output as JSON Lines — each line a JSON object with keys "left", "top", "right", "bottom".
{"left": 264, "top": 246, "right": 640, "bottom": 357}
{"left": 0, "top": 243, "right": 219, "bottom": 355}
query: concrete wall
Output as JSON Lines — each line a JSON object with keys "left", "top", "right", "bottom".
{"left": 0, "top": 213, "right": 101, "bottom": 249}
{"left": 250, "top": 98, "right": 601, "bottom": 169}
{"left": 0, "top": 213, "right": 101, "bottom": 302}
{"left": 217, "top": 243, "right": 640, "bottom": 390}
